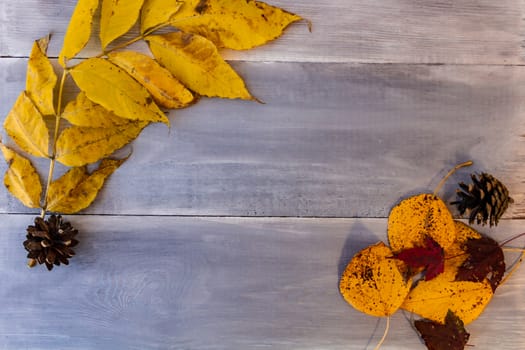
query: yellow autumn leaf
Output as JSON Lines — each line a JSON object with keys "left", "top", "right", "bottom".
{"left": 141, "top": 0, "right": 183, "bottom": 33}
{"left": 26, "top": 36, "right": 57, "bottom": 115}
{"left": 56, "top": 121, "right": 147, "bottom": 167}
{"left": 339, "top": 241, "right": 412, "bottom": 317}
{"left": 388, "top": 194, "right": 456, "bottom": 253}
{"left": 172, "top": 0, "right": 302, "bottom": 50}
{"left": 401, "top": 278, "right": 493, "bottom": 324}
{"left": 108, "top": 51, "right": 194, "bottom": 109}
{"left": 0, "top": 144, "right": 42, "bottom": 208}
{"left": 69, "top": 58, "right": 169, "bottom": 124}
{"left": 62, "top": 92, "right": 130, "bottom": 128}
{"left": 146, "top": 32, "right": 254, "bottom": 100}
{"left": 4, "top": 92, "right": 49, "bottom": 158}
{"left": 59, "top": 0, "right": 99, "bottom": 66}
{"left": 440, "top": 221, "right": 482, "bottom": 280}
{"left": 46, "top": 158, "right": 126, "bottom": 214}
{"left": 100, "top": 0, "right": 145, "bottom": 49}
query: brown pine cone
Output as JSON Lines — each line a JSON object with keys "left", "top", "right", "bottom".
{"left": 23, "top": 214, "right": 79, "bottom": 270}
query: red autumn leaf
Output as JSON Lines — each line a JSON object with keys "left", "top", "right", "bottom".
{"left": 393, "top": 236, "right": 444, "bottom": 280}
{"left": 455, "top": 235, "right": 505, "bottom": 292}
{"left": 415, "top": 310, "right": 470, "bottom": 350}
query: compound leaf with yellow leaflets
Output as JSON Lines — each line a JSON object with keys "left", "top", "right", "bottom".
{"left": 388, "top": 194, "right": 456, "bottom": 253}
{"left": 46, "top": 158, "right": 126, "bottom": 214}
{"left": 4, "top": 92, "right": 49, "bottom": 158}
{"left": 69, "top": 58, "right": 169, "bottom": 124}
{"left": 141, "top": 0, "right": 183, "bottom": 33}
{"left": 100, "top": 0, "right": 145, "bottom": 49}
{"left": 401, "top": 278, "right": 493, "bottom": 325}
{"left": 56, "top": 121, "right": 147, "bottom": 167}
{"left": 108, "top": 51, "right": 194, "bottom": 109}
{"left": 62, "top": 92, "right": 130, "bottom": 128}
{"left": 172, "top": 0, "right": 302, "bottom": 50}
{"left": 0, "top": 144, "right": 42, "bottom": 209}
{"left": 26, "top": 36, "right": 57, "bottom": 115}
{"left": 339, "top": 241, "right": 412, "bottom": 317}
{"left": 146, "top": 32, "right": 254, "bottom": 100}
{"left": 59, "top": 0, "right": 99, "bottom": 66}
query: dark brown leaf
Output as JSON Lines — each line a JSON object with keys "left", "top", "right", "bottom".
{"left": 415, "top": 310, "right": 470, "bottom": 350}
{"left": 455, "top": 235, "right": 505, "bottom": 292}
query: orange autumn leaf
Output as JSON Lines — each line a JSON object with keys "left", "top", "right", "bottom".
{"left": 339, "top": 241, "right": 412, "bottom": 317}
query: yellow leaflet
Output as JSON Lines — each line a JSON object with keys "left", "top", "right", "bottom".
{"left": 402, "top": 278, "right": 493, "bottom": 325}
{"left": 100, "top": 0, "right": 145, "bottom": 49}
{"left": 62, "top": 92, "right": 130, "bottom": 128}
{"left": 69, "top": 58, "right": 169, "bottom": 124}
{"left": 59, "top": 0, "right": 99, "bottom": 66}
{"left": 108, "top": 51, "right": 194, "bottom": 109}
{"left": 26, "top": 36, "right": 57, "bottom": 115}
{"left": 4, "top": 92, "right": 49, "bottom": 158}
{"left": 388, "top": 194, "right": 456, "bottom": 253}
{"left": 56, "top": 121, "right": 147, "bottom": 167}
{"left": 146, "top": 32, "right": 254, "bottom": 100}
{"left": 339, "top": 241, "right": 412, "bottom": 317}
{"left": 172, "top": 0, "right": 302, "bottom": 50}
{"left": 0, "top": 144, "right": 42, "bottom": 208}
{"left": 141, "top": 0, "right": 183, "bottom": 33}
{"left": 47, "top": 158, "right": 126, "bottom": 214}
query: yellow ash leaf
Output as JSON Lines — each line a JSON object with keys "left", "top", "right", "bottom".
{"left": 56, "top": 121, "right": 147, "bottom": 167}
{"left": 46, "top": 167, "right": 88, "bottom": 212}
{"left": 100, "top": 0, "right": 145, "bottom": 49}
{"left": 26, "top": 36, "right": 57, "bottom": 115}
{"left": 69, "top": 58, "right": 169, "bottom": 124}
{"left": 59, "top": 0, "right": 99, "bottom": 66}
{"left": 146, "top": 32, "right": 254, "bottom": 100}
{"left": 339, "top": 241, "right": 412, "bottom": 317}
{"left": 108, "top": 51, "right": 194, "bottom": 109}
{"left": 388, "top": 194, "right": 456, "bottom": 253}
{"left": 62, "top": 92, "right": 130, "bottom": 128}
{"left": 46, "top": 158, "right": 126, "bottom": 214}
{"left": 0, "top": 144, "right": 42, "bottom": 208}
{"left": 172, "top": 0, "right": 302, "bottom": 50}
{"left": 402, "top": 278, "right": 493, "bottom": 325}
{"left": 4, "top": 92, "right": 49, "bottom": 158}
{"left": 141, "top": 0, "right": 183, "bottom": 33}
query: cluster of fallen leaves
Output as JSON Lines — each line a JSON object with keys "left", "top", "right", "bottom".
{"left": 340, "top": 193, "right": 510, "bottom": 350}
{"left": 1, "top": 1, "right": 301, "bottom": 217}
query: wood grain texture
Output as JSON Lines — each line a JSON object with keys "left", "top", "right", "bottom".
{"left": 1, "top": 0, "right": 525, "bottom": 64}
{"left": 0, "top": 215, "right": 523, "bottom": 350}
{"left": 1, "top": 59, "right": 524, "bottom": 217}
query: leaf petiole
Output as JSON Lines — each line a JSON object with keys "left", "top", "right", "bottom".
{"left": 40, "top": 68, "right": 69, "bottom": 218}
{"left": 433, "top": 160, "right": 473, "bottom": 196}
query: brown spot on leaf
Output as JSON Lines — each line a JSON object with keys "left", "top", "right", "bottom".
{"left": 195, "top": 0, "right": 209, "bottom": 13}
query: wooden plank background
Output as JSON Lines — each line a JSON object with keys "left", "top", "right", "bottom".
{"left": 0, "top": 0, "right": 524, "bottom": 349}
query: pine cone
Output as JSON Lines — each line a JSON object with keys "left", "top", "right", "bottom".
{"left": 451, "top": 173, "right": 513, "bottom": 227}
{"left": 23, "top": 215, "right": 79, "bottom": 270}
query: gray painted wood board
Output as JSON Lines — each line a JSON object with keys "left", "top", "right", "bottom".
{"left": 1, "top": 0, "right": 525, "bottom": 64}
{"left": 1, "top": 59, "right": 523, "bottom": 217}
{"left": 0, "top": 215, "right": 524, "bottom": 349}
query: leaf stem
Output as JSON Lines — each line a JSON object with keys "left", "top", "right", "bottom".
{"left": 499, "top": 232, "right": 525, "bottom": 247}
{"left": 40, "top": 69, "right": 68, "bottom": 217}
{"left": 373, "top": 316, "right": 390, "bottom": 350}
{"left": 433, "top": 160, "right": 473, "bottom": 196}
